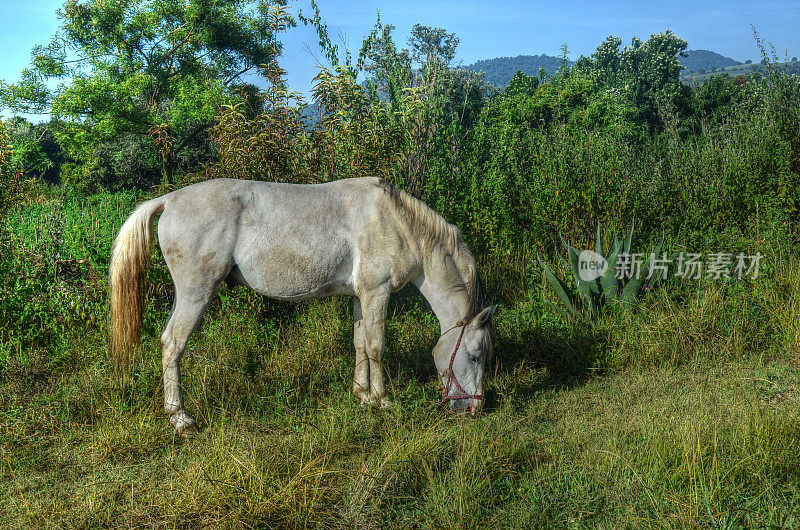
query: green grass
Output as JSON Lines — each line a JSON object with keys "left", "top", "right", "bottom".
{"left": 5, "top": 192, "right": 140, "bottom": 267}
{"left": 2, "top": 196, "right": 800, "bottom": 527}
{"left": 2, "top": 277, "right": 800, "bottom": 527}
{"left": 0, "top": 192, "right": 141, "bottom": 365}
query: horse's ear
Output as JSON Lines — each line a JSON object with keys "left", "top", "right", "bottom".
{"left": 470, "top": 305, "right": 497, "bottom": 328}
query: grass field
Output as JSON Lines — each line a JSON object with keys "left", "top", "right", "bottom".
{"left": 1, "top": 310, "right": 799, "bottom": 527}
{"left": 0, "top": 195, "right": 800, "bottom": 528}
{"left": 3, "top": 8, "right": 800, "bottom": 526}
{"left": 2, "top": 196, "right": 800, "bottom": 528}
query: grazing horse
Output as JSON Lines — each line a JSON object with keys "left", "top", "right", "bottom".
{"left": 109, "top": 177, "right": 495, "bottom": 434}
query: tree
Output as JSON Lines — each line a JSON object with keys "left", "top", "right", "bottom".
{"left": 4, "top": 117, "right": 61, "bottom": 182}
{"left": 408, "top": 24, "right": 459, "bottom": 66}
{"left": 0, "top": 123, "right": 18, "bottom": 214}
{"left": 692, "top": 73, "right": 747, "bottom": 123}
{"left": 0, "top": 0, "right": 291, "bottom": 186}
{"left": 358, "top": 16, "right": 413, "bottom": 112}
{"left": 574, "top": 31, "right": 690, "bottom": 128}
{"left": 359, "top": 20, "right": 490, "bottom": 198}
{"left": 505, "top": 70, "right": 539, "bottom": 97}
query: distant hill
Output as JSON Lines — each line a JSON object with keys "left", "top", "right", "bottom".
{"left": 678, "top": 49, "right": 740, "bottom": 73}
{"left": 463, "top": 49, "right": 752, "bottom": 88}
{"left": 464, "top": 54, "right": 569, "bottom": 87}
{"left": 681, "top": 58, "right": 800, "bottom": 84}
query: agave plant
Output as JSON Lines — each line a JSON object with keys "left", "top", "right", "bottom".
{"left": 539, "top": 223, "right": 667, "bottom": 322}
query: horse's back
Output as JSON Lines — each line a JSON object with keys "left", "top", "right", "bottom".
{"left": 157, "top": 178, "right": 416, "bottom": 300}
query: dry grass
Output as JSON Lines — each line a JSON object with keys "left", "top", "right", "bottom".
{"left": 2, "top": 273, "right": 800, "bottom": 528}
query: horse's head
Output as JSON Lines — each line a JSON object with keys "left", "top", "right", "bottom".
{"left": 433, "top": 305, "right": 496, "bottom": 415}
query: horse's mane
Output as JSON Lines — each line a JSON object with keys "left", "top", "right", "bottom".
{"left": 375, "top": 178, "right": 484, "bottom": 320}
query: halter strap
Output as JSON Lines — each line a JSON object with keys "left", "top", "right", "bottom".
{"left": 440, "top": 320, "right": 465, "bottom": 337}
{"left": 440, "top": 322, "right": 485, "bottom": 402}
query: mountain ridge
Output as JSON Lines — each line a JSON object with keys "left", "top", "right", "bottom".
{"left": 463, "top": 54, "right": 568, "bottom": 87}
{"left": 677, "top": 49, "right": 741, "bottom": 72}
{"left": 463, "top": 49, "right": 745, "bottom": 87}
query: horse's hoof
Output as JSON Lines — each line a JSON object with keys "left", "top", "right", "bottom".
{"left": 176, "top": 422, "right": 198, "bottom": 436}
{"left": 170, "top": 411, "right": 198, "bottom": 435}
{"left": 175, "top": 423, "right": 197, "bottom": 436}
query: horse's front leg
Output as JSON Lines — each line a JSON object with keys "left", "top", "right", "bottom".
{"left": 352, "top": 299, "right": 371, "bottom": 404}
{"left": 358, "top": 289, "right": 391, "bottom": 408}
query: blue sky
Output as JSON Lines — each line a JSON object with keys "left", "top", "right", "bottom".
{"left": 1, "top": 0, "right": 799, "bottom": 119}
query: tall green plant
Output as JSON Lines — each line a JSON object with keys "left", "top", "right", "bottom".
{"left": 0, "top": 122, "right": 30, "bottom": 216}
{"left": 539, "top": 223, "right": 667, "bottom": 322}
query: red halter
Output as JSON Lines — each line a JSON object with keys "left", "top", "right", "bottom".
{"left": 440, "top": 323, "right": 485, "bottom": 403}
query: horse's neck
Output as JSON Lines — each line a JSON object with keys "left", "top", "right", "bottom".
{"left": 414, "top": 248, "right": 472, "bottom": 332}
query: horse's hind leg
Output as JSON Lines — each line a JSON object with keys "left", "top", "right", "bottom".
{"left": 161, "top": 292, "right": 214, "bottom": 434}
{"left": 352, "top": 299, "right": 370, "bottom": 404}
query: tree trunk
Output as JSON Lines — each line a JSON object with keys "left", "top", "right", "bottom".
{"left": 161, "top": 156, "right": 173, "bottom": 186}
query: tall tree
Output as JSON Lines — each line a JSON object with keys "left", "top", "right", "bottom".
{"left": 574, "top": 31, "right": 690, "bottom": 128}
{"left": 358, "top": 20, "right": 489, "bottom": 200}
{"left": 0, "top": 0, "right": 291, "bottom": 186}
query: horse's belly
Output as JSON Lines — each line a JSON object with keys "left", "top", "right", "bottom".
{"left": 231, "top": 244, "right": 355, "bottom": 300}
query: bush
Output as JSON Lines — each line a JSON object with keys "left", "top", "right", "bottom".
{"left": 59, "top": 161, "right": 101, "bottom": 196}
{"left": 0, "top": 192, "right": 138, "bottom": 367}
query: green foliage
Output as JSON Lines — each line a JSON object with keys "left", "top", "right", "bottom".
{"left": 408, "top": 23, "right": 460, "bottom": 65}
{"left": 9, "top": 135, "right": 52, "bottom": 178}
{"left": 59, "top": 161, "right": 101, "bottom": 196}
{"left": 1, "top": 0, "right": 292, "bottom": 186}
{"left": 0, "top": 193, "right": 139, "bottom": 364}
{"left": 691, "top": 73, "right": 749, "bottom": 122}
{"left": 0, "top": 121, "right": 41, "bottom": 229}
{"left": 356, "top": 17, "right": 493, "bottom": 203}
{"left": 505, "top": 70, "right": 539, "bottom": 97}
{"left": 309, "top": 66, "right": 409, "bottom": 181}
{"left": 298, "top": 0, "right": 351, "bottom": 68}
{"left": 2, "top": 117, "right": 65, "bottom": 184}
{"left": 447, "top": 33, "right": 800, "bottom": 255}
{"left": 200, "top": 14, "right": 493, "bottom": 208}
{"left": 0, "top": 122, "right": 17, "bottom": 213}
{"left": 572, "top": 31, "right": 691, "bottom": 128}
{"left": 201, "top": 61, "right": 409, "bottom": 185}
{"left": 358, "top": 15, "right": 413, "bottom": 111}
{"left": 204, "top": 61, "right": 309, "bottom": 183}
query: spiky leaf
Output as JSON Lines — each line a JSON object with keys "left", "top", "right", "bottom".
{"left": 623, "top": 221, "right": 635, "bottom": 257}
{"left": 596, "top": 223, "right": 603, "bottom": 256}
{"left": 539, "top": 257, "right": 582, "bottom": 320}
{"left": 600, "top": 239, "right": 624, "bottom": 300}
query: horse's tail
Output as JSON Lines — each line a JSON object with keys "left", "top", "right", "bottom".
{"left": 109, "top": 196, "right": 167, "bottom": 381}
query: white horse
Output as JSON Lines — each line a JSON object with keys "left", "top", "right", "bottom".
{"left": 109, "top": 177, "right": 495, "bottom": 434}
